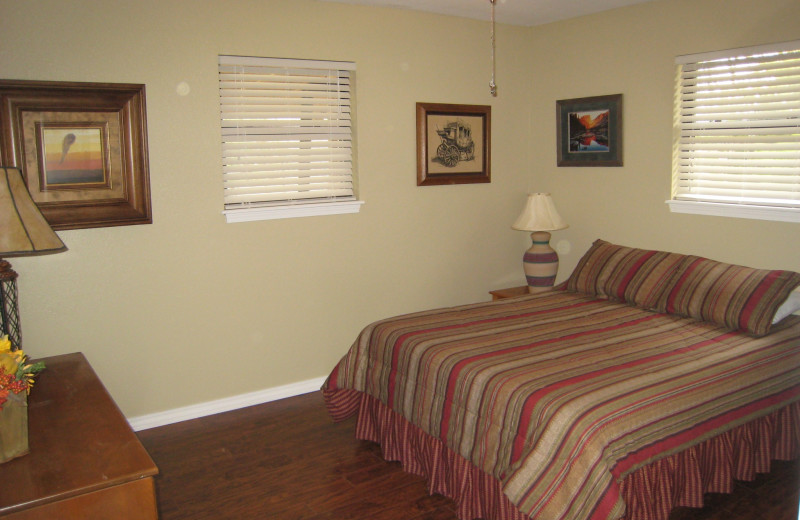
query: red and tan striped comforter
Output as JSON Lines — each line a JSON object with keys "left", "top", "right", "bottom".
{"left": 323, "top": 290, "right": 800, "bottom": 520}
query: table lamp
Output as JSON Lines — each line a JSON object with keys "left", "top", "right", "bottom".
{"left": 512, "top": 193, "right": 568, "bottom": 293}
{"left": 0, "top": 166, "right": 67, "bottom": 349}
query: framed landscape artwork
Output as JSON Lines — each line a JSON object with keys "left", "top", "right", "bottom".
{"left": 556, "top": 94, "right": 622, "bottom": 167}
{"left": 40, "top": 125, "right": 109, "bottom": 189}
{"left": 416, "top": 102, "right": 491, "bottom": 186}
{"left": 0, "top": 79, "right": 152, "bottom": 230}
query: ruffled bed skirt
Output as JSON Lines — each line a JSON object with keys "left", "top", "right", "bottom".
{"left": 324, "top": 388, "right": 800, "bottom": 520}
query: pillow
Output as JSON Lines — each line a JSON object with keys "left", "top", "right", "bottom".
{"left": 658, "top": 256, "right": 800, "bottom": 336}
{"left": 566, "top": 239, "right": 686, "bottom": 310}
{"left": 772, "top": 289, "right": 800, "bottom": 324}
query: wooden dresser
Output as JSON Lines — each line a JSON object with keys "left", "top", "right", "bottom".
{"left": 0, "top": 352, "right": 158, "bottom": 519}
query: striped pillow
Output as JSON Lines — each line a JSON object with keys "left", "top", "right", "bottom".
{"left": 566, "top": 239, "right": 685, "bottom": 310}
{"left": 658, "top": 256, "right": 800, "bottom": 336}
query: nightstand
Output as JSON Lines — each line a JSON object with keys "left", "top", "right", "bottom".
{"left": 489, "top": 285, "right": 530, "bottom": 300}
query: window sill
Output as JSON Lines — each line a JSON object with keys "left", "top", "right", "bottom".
{"left": 223, "top": 200, "right": 364, "bottom": 223}
{"left": 666, "top": 200, "right": 800, "bottom": 223}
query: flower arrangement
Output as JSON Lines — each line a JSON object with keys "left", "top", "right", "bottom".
{"left": 0, "top": 336, "right": 45, "bottom": 411}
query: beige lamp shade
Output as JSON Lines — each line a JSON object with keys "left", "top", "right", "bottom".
{"left": 0, "top": 166, "right": 66, "bottom": 349}
{"left": 512, "top": 193, "right": 568, "bottom": 232}
{"left": 512, "top": 193, "right": 567, "bottom": 293}
{"left": 0, "top": 167, "right": 66, "bottom": 257}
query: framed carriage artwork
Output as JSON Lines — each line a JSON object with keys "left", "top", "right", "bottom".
{"left": 416, "top": 102, "right": 491, "bottom": 186}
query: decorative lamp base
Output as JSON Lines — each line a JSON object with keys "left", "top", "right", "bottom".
{"left": 0, "top": 391, "right": 28, "bottom": 463}
{"left": 522, "top": 231, "right": 559, "bottom": 293}
{"left": 0, "top": 259, "right": 21, "bottom": 349}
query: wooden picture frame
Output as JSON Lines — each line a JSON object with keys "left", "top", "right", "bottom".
{"left": 0, "top": 79, "right": 152, "bottom": 230}
{"left": 556, "top": 94, "right": 622, "bottom": 167}
{"left": 416, "top": 102, "right": 491, "bottom": 186}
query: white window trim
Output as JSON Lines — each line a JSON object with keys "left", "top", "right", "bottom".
{"left": 223, "top": 199, "right": 364, "bottom": 223}
{"left": 666, "top": 199, "right": 800, "bottom": 223}
{"left": 669, "top": 40, "right": 800, "bottom": 223}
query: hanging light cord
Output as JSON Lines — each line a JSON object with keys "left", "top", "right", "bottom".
{"left": 490, "top": 0, "right": 497, "bottom": 97}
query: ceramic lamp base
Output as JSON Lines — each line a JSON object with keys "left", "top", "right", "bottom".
{"left": 522, "top": 231, "right": 559, "bottom": 293}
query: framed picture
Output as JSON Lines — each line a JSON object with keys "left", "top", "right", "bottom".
{"left": 0, "top": 79, "right": 152, "bottom": 230}
{"left": 556, "top": 94, "right": 622, "bottom": 167}
{"left": 416, "top": 102, "right": 491, "bottom": 186}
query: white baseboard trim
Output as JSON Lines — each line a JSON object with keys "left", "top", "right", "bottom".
{"left": 128, "top": 376, "right": 327, "bottom": 432}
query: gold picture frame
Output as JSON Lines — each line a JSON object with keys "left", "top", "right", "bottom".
{"left": 416, "top": 102, "right": 491, "bottom": 186}
{"left": 0, "top": 79, "right": 152, "bottom": 230}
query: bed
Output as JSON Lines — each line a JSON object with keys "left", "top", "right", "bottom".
{"left": 322, "top": 239, "right": 800, "bottom": 520}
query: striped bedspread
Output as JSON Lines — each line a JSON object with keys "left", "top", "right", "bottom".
{"left": 323, "top": 291, "right": 800, "bottom": 520}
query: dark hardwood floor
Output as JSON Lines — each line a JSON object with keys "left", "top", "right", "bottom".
{"left": 137, "top": 391, "right": 800, "bottom": 520}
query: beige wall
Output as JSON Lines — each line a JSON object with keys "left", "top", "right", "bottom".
{"left": 1, "top": 0, "right": 798, "bottom": 419}
{"left": 529, "top": 0, "right": 800, "bottom": 275}
{"left": 1, "top": 0, "right": 533, "bottom": 417}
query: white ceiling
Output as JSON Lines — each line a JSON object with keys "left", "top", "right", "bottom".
{"left": 316, "top": 0, "right": 658, "bottom": 27}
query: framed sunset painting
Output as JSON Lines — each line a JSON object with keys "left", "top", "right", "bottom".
{"left": 39, "top": 125, "right": 110, "bottom": 189}
{"left": 0, "top": 79, "right": 151, "bottom": 230}
{"left": 556, "top": 94, "right": 622, "bottom": 166}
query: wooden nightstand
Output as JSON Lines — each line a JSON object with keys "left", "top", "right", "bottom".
{"left": 489, "top": 285, "right": 530, "bottom": 300}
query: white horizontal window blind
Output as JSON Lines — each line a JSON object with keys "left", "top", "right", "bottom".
{"left": 219, "top": 56, "right": 361, "bottom": 222}
{"left": 670, "top": 40, "right": 800, "bottom": 222}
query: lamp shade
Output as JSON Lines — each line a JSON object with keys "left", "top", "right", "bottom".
{"left": 0, "top": 167, "right": 66, "bottom": 257}
{"left": 511, "top": 193, "right": 568, "bottom": 232}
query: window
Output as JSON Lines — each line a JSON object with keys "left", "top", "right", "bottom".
{"left": 668, "top": 40, "right": 800, "bottom": 223}
{"left": 218, "top": 56, "right": 362, "bottom": 223}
